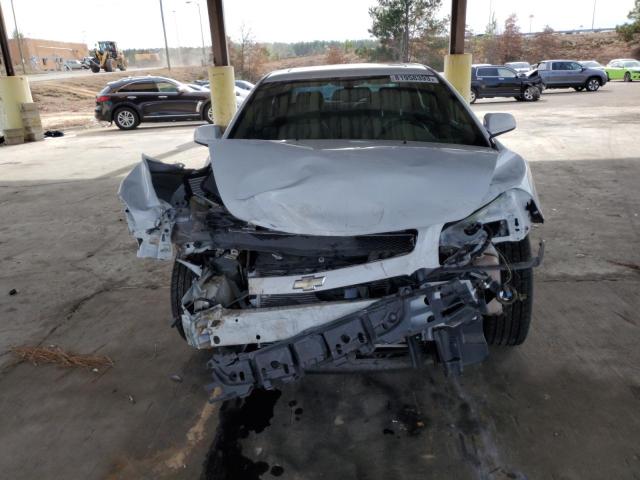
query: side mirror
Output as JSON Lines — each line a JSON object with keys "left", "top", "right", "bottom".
{"left": 194, "top": 124, "right": 223, "bottom": 146}
{"left": 484, "top": 113, "right": 516, "bottom": 139}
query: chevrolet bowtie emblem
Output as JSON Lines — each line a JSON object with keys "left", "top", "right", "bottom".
{"left": 293, "top": 275, "right": 326, "bottom": 291}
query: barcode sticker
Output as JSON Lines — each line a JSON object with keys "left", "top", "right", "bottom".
{"left": 390, "top": 74, "right": 439, "bottom": 83}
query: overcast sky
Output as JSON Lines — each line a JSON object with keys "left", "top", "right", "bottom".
{"left": 0, "top": 0, "right": 635, "bottom": 49}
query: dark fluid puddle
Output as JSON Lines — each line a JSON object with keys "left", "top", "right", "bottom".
{"left": 202, "top": 389, "right": 283, "bottom": 479}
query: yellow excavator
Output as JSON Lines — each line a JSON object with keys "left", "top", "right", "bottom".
{"left": 89, "top": 41, "right": 127, "bottom": 73}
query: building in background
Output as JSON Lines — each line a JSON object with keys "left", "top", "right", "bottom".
{"left": 8, "top": 38, "right": 88, "bottom": 71}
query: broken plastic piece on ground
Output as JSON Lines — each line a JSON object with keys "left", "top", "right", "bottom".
{"left": 10, "top": 345, "right": 114, "bottom": 369}
{"left": 9, "top": 288, "right": 18, "bottom": 296}
{"left": 44, "top": 130, "right": 64, "bottom": 137}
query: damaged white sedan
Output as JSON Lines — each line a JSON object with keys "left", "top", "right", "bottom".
{"left": 119, "top": 64, "right": 543, "bottom": 401}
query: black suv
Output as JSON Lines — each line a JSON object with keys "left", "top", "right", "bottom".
{"left": 95, "top": 76, "right": 213, "bottom": 130}
{"left": 471, "top": 65, "right": 542, "bottom": 103}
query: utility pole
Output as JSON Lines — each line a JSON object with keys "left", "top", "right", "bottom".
{"left": 529, "top": 14, "right": 534, "bottom": 34}
{"left": 187, "top": 0, "right": 207, "bottom": 66}
{"left": 591, "top": 0, "right": 597, "bottom": 30}
{"left": 159, "top": 0, "right": 171, "bottom": 70}
{"left": 10, "top": 0, "right": 25, "bottom": 74}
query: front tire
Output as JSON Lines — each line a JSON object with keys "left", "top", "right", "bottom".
{"left": 624, "top": 72, "right": 632, "bottom": 82}
{"left": 585, "top": 77, "right": 601, "bottom": 92}
{"left": 470, "top": 88, "right": 477, "bottom": 104}
{"left": 90, "top": 63, "right": 100, "bottom": 73}
{"left": 203, "top": 102, "right": 214, "bottom": 123}
{"left": 522, "top": 86, "right": 538, "bottom": 101}
{"left": 483, "top": 237, "right": 534, "bottom": 346}
{"left": 113, "top": 107, "right": 140, "bottom": 130}
{"left": 171, "top": 260, "right": 195, "bottom": 340}
{"left": 105, "top": 58, "right": 115, "bottom": 72}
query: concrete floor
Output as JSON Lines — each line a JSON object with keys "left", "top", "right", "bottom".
{"left": 1, "top": 83, "right": 639, "bottom": 479}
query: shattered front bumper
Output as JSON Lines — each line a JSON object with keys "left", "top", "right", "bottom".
{"left": 206, "top": 279, "right": 488, "bottom": 401}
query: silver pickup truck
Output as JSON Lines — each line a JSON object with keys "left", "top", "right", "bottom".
{"left": 536, "top": 59, "right": 608, "bottom": 92}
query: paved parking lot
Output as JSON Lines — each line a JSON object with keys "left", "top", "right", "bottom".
{"left": 1, "top": 82, "right": 639, "bottom": 479}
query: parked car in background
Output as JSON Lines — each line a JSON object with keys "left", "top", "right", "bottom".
{"left": 579, "top": 60, "right": 605, "bottom": 71}
{"left": 235, "top": 79, "right": 255, "bottom": 92}
{"left": 195, "top": 82, "right": 248, "bottom": 104}
{"left": 471, "top": 65, "right": 542, "bottom": 103}
{"left": 505, "top": 62, "right": 531, "bottom": 73}
{"left": 95, "top": 76, "right": 214, "bottom": 130}
{"left": 605, "top": 59, "right": 640, "bottom": 82}
{"left": 63, "top": 59, "right": 85, "bottom": 71}
{"left": 536, "top": 60, "right": 608, "bottom": 92}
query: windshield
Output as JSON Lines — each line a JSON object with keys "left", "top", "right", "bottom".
{"left": 581, "top": 61, "right": 601, "bottom": 68}
{"left": 508, "top": 63, "right": 529, "bottom": 69}
{"left": 624, "top": 61, "right": 640, "bottom": 68}
{"left": 228, "top": 75, "right": 488, "bottom": 147}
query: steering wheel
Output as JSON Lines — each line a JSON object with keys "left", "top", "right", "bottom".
{"left": 376, "top": 114, "right": 437, "bottom": 141}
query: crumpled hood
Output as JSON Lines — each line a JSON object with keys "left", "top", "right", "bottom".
{"left": 210, "top": 140, "right": 500, "bottom": 236}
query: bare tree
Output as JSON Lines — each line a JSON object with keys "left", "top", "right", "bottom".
{"left": 498, "top": 14, "right": 523, "bottom": 62}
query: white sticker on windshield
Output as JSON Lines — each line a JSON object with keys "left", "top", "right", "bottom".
{"left": 390, "top": 74, "right": 439, "bottom": 83}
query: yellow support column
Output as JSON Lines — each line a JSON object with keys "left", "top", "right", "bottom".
{"left": 444, "top": 53, "right": 472, "bottom": 103}
{"left": 208, "top": 65, "right": 237, "bottom": 128}
{"left": 0, "top": 75, "right": 33, "bottom": 130}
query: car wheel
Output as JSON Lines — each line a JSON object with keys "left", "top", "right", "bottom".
{"left": 119, "top": 64, "right": 127, "bottom": 72}
{"left": 90, "top": 63, "right": 100, "bottom": 73}
{"left": 113, "top": 107, "right": 140, "bottom": 130}
{"left": 523, "top": 86, "right": 537, "bottom": 101}
{"left": 624, "top": 72, "right": 632, "bottom": 82}
{"left": 483, "top": 237, "right": 533, "bottom": 346}
{"left": 469, "top": 89, "right": 477, "bottom": 104}
{"left": 203, "top": 102, "right": 214, "bottom": 123}
{"left": 585, "top": 77, "right": 601, "bottom": 92}
{"left": 574, "top": 86, "right": 584, "bottom": 91}
{"left": 105, "top": 58, "right": 115, "bottom": 72}
{"left": 170, "top": 260, "right": 193, "bottom": 340}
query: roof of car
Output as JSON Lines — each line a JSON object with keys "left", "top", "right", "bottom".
{"left": 263, "top": 63, "right": 438, "bottom": 82}
{"left": 539, "top": 59, "right": 580, "bottom": 63}
{"left": 106, "top": 75, "right": 176, "bottom": 86}
{"left": 609, "top": 58, "right": 638, "bottom": 62}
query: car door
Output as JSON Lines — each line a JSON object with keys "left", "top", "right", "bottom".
{"left": 152, "top": 81, "right": 200, "bottom": 118}
{"left": 116, "top": 80, "right": 160, "bottom": 117}
{"left": 549, "top": 61, "right": 572, "bottom": 86}
{"left": 475, "top": 67, "right": 500, "bottom": 96}
{"left": 564, "top": 61, "right": 586, "bottom": 85}
{"left": 607, "top": 61, "right": 622, "bottom": 80}
{"left": 496, "top": 67, "right": 521, "bottom": 95}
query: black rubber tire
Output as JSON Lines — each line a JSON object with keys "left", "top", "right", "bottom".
{"left": 171, "top": 260, "right": 195, "bottom": 340}
{"left": 105, "top": 58, "right": 115, "bottom": 72}
{"left": 585, "top": 76, "right": 601, "bottom": 92}
{"left": 624, "top": 72, "right": 632, "bottom": 82}
{"left": 119, "top": 64, "right": 127, "bottom": 72}
{"left": 113, "top": 107, "right": 140, "bottom": 130}
{"left": 470, "top": 89, "right": 478, "bottom": 104}
{"left": 522, "top": 86, "right": 538, "bottom": 102}
{"left": 483, "top": 237, "right": 534, "bottom": 346}
{"left": 202, "top": 102, "right": 214, "bottom": 123}
{"left": 90, "top": 63, "right": 100, "bottom": 73}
